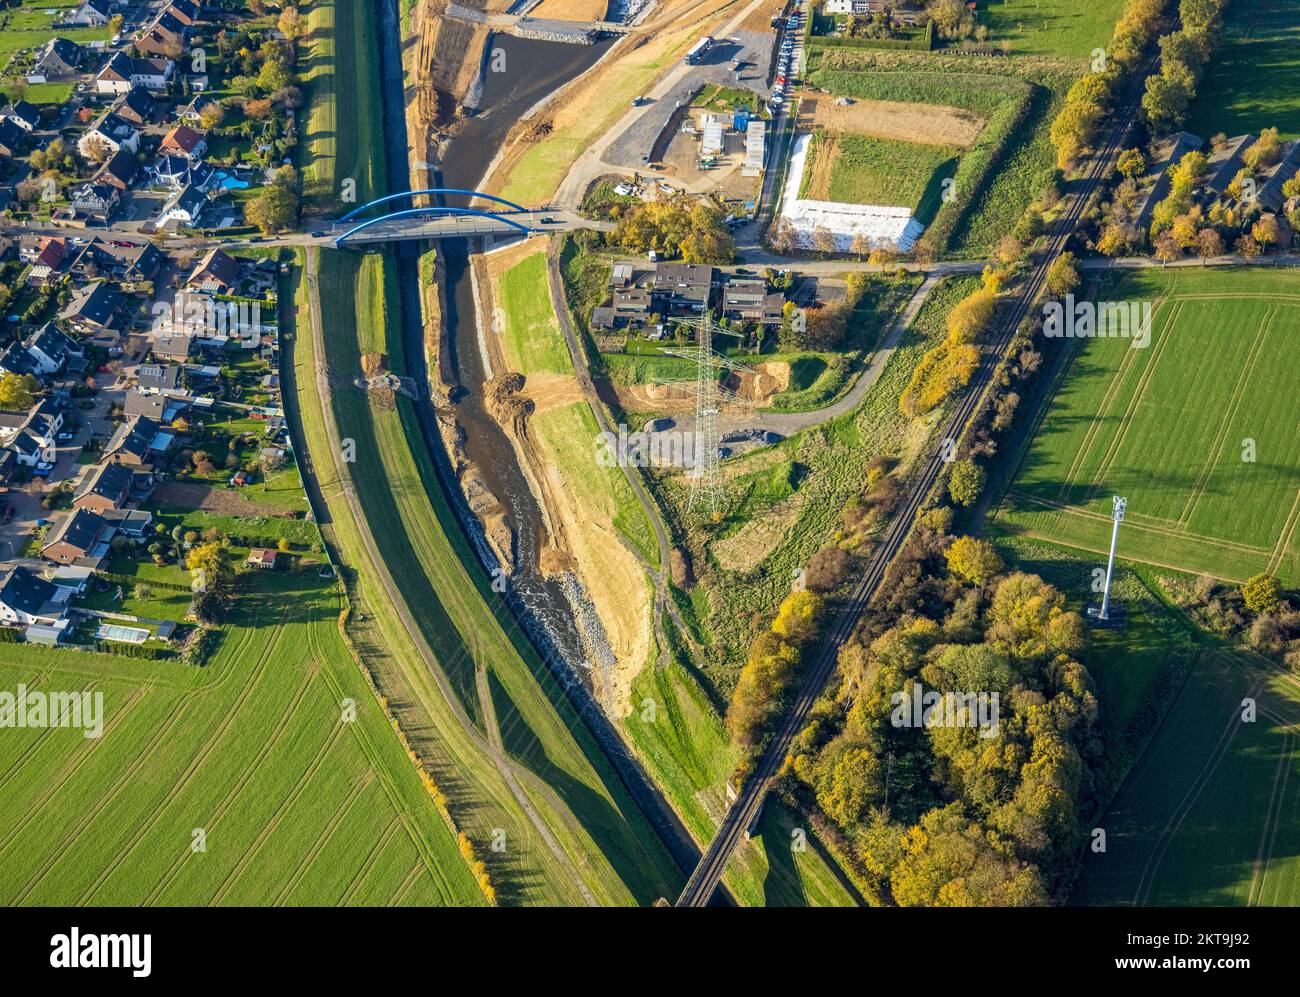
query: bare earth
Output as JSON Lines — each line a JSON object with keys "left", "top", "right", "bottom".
{"left": 530, "top": 0, "right": 609, "bottom": 20}
{"left": 151, "top": 481, "right": 285, "bottom": 518}
{"left": 808, "top": 94, "right": 986, "bottom": 148}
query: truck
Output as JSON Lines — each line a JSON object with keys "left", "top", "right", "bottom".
{"left": 684, "top": 36, "right": 714, "bottom": 65}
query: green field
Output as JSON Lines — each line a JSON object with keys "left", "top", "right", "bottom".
{"left": 802, "top": 131, "right": 958, "bottom": 221}
{"left": 0, "top": 570, "right": 486, "bottom": 906}
{"left": 1187, "top": 0, "right": 1300, "bottom": 140}
{"left": 994, "top": 268, "right": 1300, "bottom": 587}
{"left": 1074, "top": 649, "right": 1300, "bottom": 906}
{"left": 978, "top": 0, "right": 1127, "bottom": 59}
{"left": 803, "top": 54, "right": 1069, "bottom": 257}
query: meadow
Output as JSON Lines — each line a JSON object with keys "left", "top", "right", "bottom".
{"left": 978, "top": 0, "right": 1128, "bottom": 60}
{"left": 801, "top": 131, "right": 958, "bottom": 220}
{"left": 0, "top": 570, "right": 486, "bottom": 906}
{"left": 993, "top": 267, "right": 1300, "bottom": 586}
{"left": 1187, "top": 0, "right": 1300, "bottom": 140}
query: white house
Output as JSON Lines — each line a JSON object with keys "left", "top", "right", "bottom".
{"left": 77, "top": 110, "right": 139, "bottom": 159}
{"left": 95, "top": 52, "right": 175, "bottom": 94}
{"left": 0, "top": 567, "right": 67, "bottom": 628}
{"left": 156, "top": 182, "right": 206, "bottom": 228}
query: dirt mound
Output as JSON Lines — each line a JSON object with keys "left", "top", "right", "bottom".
{"left": 725, "top": 361, "right": 791, "bottom": 404}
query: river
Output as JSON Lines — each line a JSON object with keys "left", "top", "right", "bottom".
{"left": 373, "top": 0, "right": 699, "bottom": 876}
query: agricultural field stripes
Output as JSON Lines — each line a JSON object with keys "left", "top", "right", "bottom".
{"left": 0, "top": 573, "right": 486, "bottom": 906}
{"left": 995, "top": 268, "right": 1300, "bottom": 585}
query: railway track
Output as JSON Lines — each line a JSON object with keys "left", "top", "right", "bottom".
{"left": 675, "top": 68, "right": 1149, "bottom": 907}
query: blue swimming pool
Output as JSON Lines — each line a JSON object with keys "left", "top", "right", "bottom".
{"left": 215, "top": 171, "right": 250, "bottom": 190}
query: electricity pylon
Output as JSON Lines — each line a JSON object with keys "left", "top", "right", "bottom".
{"left": 662, "top": 313, "right": 750, "bottom": 516}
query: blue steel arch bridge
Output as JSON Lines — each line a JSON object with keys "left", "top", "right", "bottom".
{"left": 324, "top": 188, "right": 609, "bottom": 247}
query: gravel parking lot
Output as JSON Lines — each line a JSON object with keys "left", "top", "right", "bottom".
{"left": 601, "top": 29, "right": 776, "bottom": 172}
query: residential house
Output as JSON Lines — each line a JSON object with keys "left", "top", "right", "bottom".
{"left": 247, "top": 548, "right": 278, "bottom": 569}
{"left": 2, "top": 101, "right": 41, "bottom": 134}
{"left": 1206, "top": 134, "right": 1256, "bottom": 195}
{"left": 77, "top": 111, "right": 140, "bottom": 160}
{"left": 112, "top": 86, "right": 156, "bottom": 127}
{"left": 73, "top": 459, "right": 137, "bottom": 513}
{"left": 179, "top": 92, "right": 218, "bottom": 126}
{"left": 94, "top": 148, "right": 141, "bottom": 191}
{"left": 151, "top": 155, "right": 215, "bottom": 191}
{"left": 136, "top": 10, "right": 189, "bottom": 57}
{"left": 58, "top": 280, "right": 124, "bottom": 337}
{"left": 651, "top": 263, "right": 716, "bottom": 316}
{"left": 0, "top": 119, "right": 25, "bottom": 159}
{"left": 1135, "top": 131, "right": 1203, "bottom": 235}
{"left": 40, "top": 508, "right": 116, "bottom": 566}
{"left": 124, "top": 387, "right": 188, "bottom": 423}
{"left": 96, "top": 52, "right": 175, "bottom": 94}
{"left": 156, "top": 182, "right": 207, "bottom": 228}
{"left": 151, "top": 335, "right": 194, "bottom": 363}
{"left": 187, "top": 248, "right": 240, "bottom": 294}
{"left": 0, "top": 399, "right": 63, "bottom": 465}
{"left": 67, "top": 238, "right": 163, "bottom": 283}
{"left": 19, "top": 235, "right": 66, "bottom": 270}
{"left": 23, "top": 323, "right": 83, "bottom": 376}
{"left": 69, "top": 182, "right": 121, "bottom": 223}
{"left": 160, "top": 124, "right": 205, "bottom": 160}
{"left": 33, "top": 37, "right": 88, "bottom": 77}
{"left": 166, "top": 0, "right": 201, "bottom": 26}
{"left": 135, "top": 363, "right": 183, "bottom": 396}
{"left": 103, "top": 415, "right": 167, "bottom": 466}
{"left": 64, "top": 0, "right": 112, "bottom": 27}
{"left": 721, "top": 278, "right": 785, "bottom": 326}
{"left": 0, "top": 567, "right": 67, "bottom": 628}
{"left": 1259, "top": 142, "right": 1300, "bottom": 213}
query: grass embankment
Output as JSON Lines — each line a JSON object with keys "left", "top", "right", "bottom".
{"left": 0, "top": 570, "right": 485, "bottom": 906}
{"left": 292, "top": 248, "right": 680, "bottom": 905}
{"left": 299, "top": 0, "right": 387, "bottom": 210}
{"left": 993, "top": 267, "right": 1300, "bottom": 586}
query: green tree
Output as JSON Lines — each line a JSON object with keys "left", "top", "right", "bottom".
{"left": 1116, "top": 147, "right": 1147, "bottom": 180}
{"left": 1241, "top": 573, "right": 1281, "bottom": 615}
{"left": 1046, "top": 252, "right": 1080, "bottom": 298}
{"left": 947, "top": 459, "right": 986, "bottom": 507}
{"left": 944, "top": 536, "right": 1004, "bottom": 587}
{"left": 0, "top": 372, "right": 33, "bottom": 411}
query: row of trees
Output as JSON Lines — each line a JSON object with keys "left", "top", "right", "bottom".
{"left": 1140, "top": 0, "right": 1229, "bottom": 133}
{"left": 1048, "top": 0, "right": 1171, "bottom": 171}
{"left": 898, "top": 277, "right": 1000, "bottom": 417}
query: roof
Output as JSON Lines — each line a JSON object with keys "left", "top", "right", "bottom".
{"left": 247, "top": 548, "right": 277, "bottom": 565}
{"left": 136, "top": 363, "right": 181, "bottom": 390}
{"left": 74, "top": 459, "right": 135, "bottom": 505}
{"left": 164, "top": 182, "right": 206, "bottom": 218}
{"left": 96, "top": 148, "right": 141, "bottom": 187}
{"left": 0, "top": 567, "right": 60, "bottom": 616}
{"left": 59, "top": 281, "right": 121, "bottom": 327}
{"left": 26, "top": 322, "right": 77, "bottom": 359}
{"left": 43, "top": 507, "right": 110, "bottom": 556}
{"left": 3, "top": 101, "right": 40, "bottom": 128}
{"left": 188, "top": 248, "right": 240, "bottom": 288}
{"left": 0, "top": 119, "right": 24, "bottom": 151}
{"left": 653, "top": 263, "right": 715, "bottom": 289}
{"left": 105, "top": 416, "right": 160, "bottom": 461}
{"left": 38, "top": 37, "right": 87, "bottom": 68}
{"left": 1259, "top": 141, "right": 1300, "bottom": 212}
{"left": 116, "top": 86, "right": 155, "bottom": 121}
{"left": 161, "top": 124, "right": 203, "bottom": 155}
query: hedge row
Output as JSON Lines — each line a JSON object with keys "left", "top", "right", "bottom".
{"left": 807, "top": 21, "right": 934, "bottom": 53}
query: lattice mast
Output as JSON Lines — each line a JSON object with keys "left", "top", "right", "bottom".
{"left": 662, "top": 313, "right": 750, "bottom": 516}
